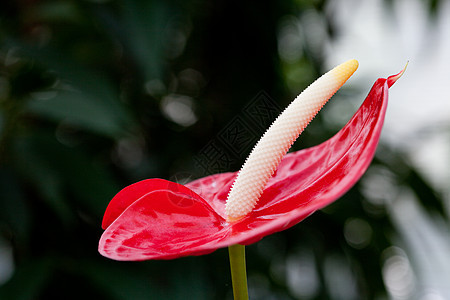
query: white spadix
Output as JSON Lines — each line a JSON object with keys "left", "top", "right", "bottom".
{"left": 225, "top": 59, "right": 359, "bottom": 221}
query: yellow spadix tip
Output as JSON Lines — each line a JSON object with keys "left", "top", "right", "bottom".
{"left": 330, "top": 59, "right": 359, "bottom": 86}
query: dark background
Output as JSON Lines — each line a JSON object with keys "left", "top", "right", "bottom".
{"left": 0, "top": 0, "right": 448, "bottom": 299}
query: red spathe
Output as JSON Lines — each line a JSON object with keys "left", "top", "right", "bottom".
{"left": 99, "top": 72, "right": 400, "bottom": 261}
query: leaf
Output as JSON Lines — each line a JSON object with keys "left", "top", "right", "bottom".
{"left": 13, "top": 131, "right": 120, "bottom": 220}
{"left": 11, "top": 42, "right": 136, "bottom": 139}
{"left": 118, "top": 0, "right": 171, "bottom": 80}
{"left": 27, "top": 89, "right": 133, "bottom": 139}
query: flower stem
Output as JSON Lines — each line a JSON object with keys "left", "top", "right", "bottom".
{"left": 228, "top": 244, "right": 249, "bottom": 300}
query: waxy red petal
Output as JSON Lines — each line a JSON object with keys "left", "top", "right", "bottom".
{"left": 102, "top": 179, "right": 200, "bottom": 229}
{"left": 99, "top": 75, "right": 395, "bottom": 260}
{"left": 99, "top": 189, "right": 226, "bottom": 260}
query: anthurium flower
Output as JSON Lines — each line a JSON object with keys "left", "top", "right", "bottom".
{"left": 99, "top": 60, "right": 404, "bottom": 261}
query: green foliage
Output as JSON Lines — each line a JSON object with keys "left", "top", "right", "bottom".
{"left": 0, "top": 0, "right": 447, "bottom": 299}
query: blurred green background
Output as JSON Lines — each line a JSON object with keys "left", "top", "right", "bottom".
{"left": 1, "top": 0, "right": 449, "bottom": 299}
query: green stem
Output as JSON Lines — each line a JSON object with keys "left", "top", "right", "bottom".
{"left": 228, "top": 244, "right": 249, "bottom": 300}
